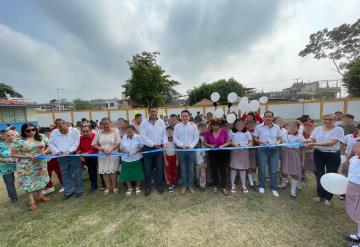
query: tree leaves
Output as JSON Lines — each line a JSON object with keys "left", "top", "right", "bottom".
{"left": 0, "top": 83, "right": 23, "bottom": 99}
{"left": 343, "top": 58, "right": 360, "bottom": 97}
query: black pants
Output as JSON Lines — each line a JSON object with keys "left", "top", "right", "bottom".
{"left": 313, "top": 149, "right": 341, "bottom": 200}
{"left": 84, "top": 157, "right": 98, "bottom": 189}
{"left": 208, "top": 150, "right": 229, "bottom": 189}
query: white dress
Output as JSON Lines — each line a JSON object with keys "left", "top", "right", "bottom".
{"left": 92, "top": 130, "right": 120, "bottom": 174}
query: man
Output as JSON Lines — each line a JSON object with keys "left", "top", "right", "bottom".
{"left": 253, "top": 111, "right": 282, "bottom": 197}
{"left": 194, "top": 111, "right": 203, "bottom": 123}
{"left": 339, "top": 114, "right": 357, "bottom": 135}
{"left": 140, "top": 107, "right": 168, "bottom": 196}
{"left": 49, "top": 120, "right": 83, "bottom": 200}
{"left": 133, "top": 113, "right": 143, "bottom": 133}
{"left": 168, "top": 114, "right": 179, "bottom": 128}
{"left": 174, "top": 110, "right": 199, "bottom": 194}
{"left": 77, "top": 125, "right": 98, "bottom": 192}
{"left": 334, "top": 111, "right": 343, "bottom": 126}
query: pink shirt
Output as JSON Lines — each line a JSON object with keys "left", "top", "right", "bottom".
{"left": 204, "top": 128, "right": 229, "bottom": 147}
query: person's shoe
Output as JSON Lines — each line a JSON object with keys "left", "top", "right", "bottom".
{"left": 168, "top": 185, "right": 174, "bottom": 193}
{"left": 135, "top": 187, "right": 141, "bottom": 195}
{"left": 38, "top": 196, "right": 50, "bottom": 203}
{"left": 222, "top": 188, "right": 229, "bottom": 196}
{"left": 297, "top": 183, "right": 302, "bottom": 190}
{"left": 29, "top": 202, "right": 37, "bottom": 210}
{"left": 10, "top": 198, "right": 18, "bottom": 203}
{"left": 249, "top": 184, "right": 258, "bottom": 192}
{"left": 180, "top": 187, "right": 187, "bottom": 195}
{"left": 258, "top": 187, "right": 265, "bottom": 194}
{"left": 42, "top": 187, "right": 55, "bottom": 195}
{"left": 144, "top": 189, "right": 151, "bottom": 197}
{"left": 313, "top": 197, "right": 321, "bottom": 202}
{"left": 301, "top": 174, "right": 308, "bottom": 182}
{"left": 58, "top": 187, "right": 64, "bottom": 193}
{"left": 75, "top": 192, "right": 83, "bottom": 199}
{"left": 125, "top": 189, "right": 132, "bottom": 197}
{"left": 157, "top": 186, "right": 164, "bottom": 194}
{"left": 242, "top": 186, "right": 249, "bottom": 193}
{"left": 290, "top": 193, "right": 296, "bottom": 200}
{"left": 230, "top": 185, "right": 236, "bottom": 193}
{"left": 213, "top": 187, "right": 218, "bottom": 194}
{"left": 63, "top": 192, "right": 75, "bottom": 200}
{"left": 278, "top": 182, "right": 287, "bottom": 189}
{"left": 272, "top": 190, "right": 280, "bottom": 197}
{"left": 113, "top": 188, "right": 119, "bottom": 194}
{"left": 188, "top": 187, "right": 195, "bottom": 194}
{"left": 103, "top": 189, "right": 110, "bottom": 196}
{"left": 339, "top": 194, "right": 346, "bottom": 200}
{"left": 324, "top": 199, "right": 331, "bottom": 207}
{"left": 344, "top": 233, "right": 360, "bottom": 242}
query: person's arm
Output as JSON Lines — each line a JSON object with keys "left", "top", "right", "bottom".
{"left": 110, "top": 131, "right": 121, "bottom": 153}
{"left": 219, "top": 131, "right": 231, "bottom": 148}
{"left": 253, "top": 127, "right": 267, "bottom": 145}
{"left": 91, "top": 132, "right": 103, "bottom": 152}
{"left": 68, "top": 129, "right": 80, "bottom": 153}
{"left": 203, "top": 134, "right": 214, "bottom": 148}
{"left": 10, "top": 142, "right": 35, "bottom": 161}
{"left": 161, "top": 122, "right": 168, "bottom": 147}
{"left": 163, "top": 150, "right": 168, "bottom": 167}
{"left": 140, "top": 121, "right": 155, "bottom": 147}
{"left": 48, "top": 132, "right": 61, "bottom": 155}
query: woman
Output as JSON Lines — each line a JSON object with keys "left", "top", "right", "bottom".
{"left": 0, "top": 130, "right": 18, "bottom": 202}
{"left": 12, "top": 123, "right": 50, "bottom": 210}
{"left": 92, "top": 117, "right": 120, "bottom": 196}
{"left": 119, "top": 125, "right": 144, "bottom": 196}
{"left": 305, "top": 113, "right": 344, "bottom": 207}
{"left": 204, "top": 119, "right": 231, "bottom": 195}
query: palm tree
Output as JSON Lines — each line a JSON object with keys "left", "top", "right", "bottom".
{"left": 0, "top": 83, "right": 23, "bottom": 99}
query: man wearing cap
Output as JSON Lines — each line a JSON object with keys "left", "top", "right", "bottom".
{"left": 339, "top": 114, "right": 357, "bottom": 135}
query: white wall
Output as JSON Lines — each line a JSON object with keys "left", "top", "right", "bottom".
{"left": 54, "top": 112, "right": 71, "bottom": 123}
{"left": 91, "top": 111, "right": 108, "bottom": 122}
{"left": 268, "top": 104, "right": 303, "bottom": 119}
{"left": 304, "top": 103, "right": 320, "bottom": 119}
{"left": 26, "top": 108, "right": 37, "bottom": 121}
{"left": 37, "top": 113, "right": 53, "bottom": 127}
{"left": 128, "top": 109, "right": 146, "bottom": 121}
{"left": 109, "top": 110, "right": 127, "bottom": 121}
{"left": 323, "top": 101, "right": 344, "bottom": 115}
{"left": 73, "top": 111, "right": 90, "bottom": 124}
{"left": 348, "top": 101, "right": 360, "bottom": 121}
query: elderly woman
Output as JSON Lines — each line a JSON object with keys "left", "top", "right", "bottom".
{"left": 12, "top": 123, "right": 50, "bottom": 210}
{"left": 204, "top": 119, "right": 231, "bottom": 195}
{"left": 92, "top": 117, "right": 120, "bottom": 196}
{"left": 305, "top": 113, "right": 345, "bottom": 207}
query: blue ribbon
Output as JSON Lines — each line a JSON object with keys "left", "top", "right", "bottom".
{"left": 35, "top": 142, "right": 304, "bottom": 160}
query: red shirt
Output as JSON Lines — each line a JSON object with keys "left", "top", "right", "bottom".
{"left": 77, "top": 133, "right": 97, "bottom": 154}
{"left": 242, "top": 112, "right": 264, "bottom": 124}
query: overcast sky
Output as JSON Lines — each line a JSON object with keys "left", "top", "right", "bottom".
{"left": 0, "top": 0, "right": 359, "bottom": 103}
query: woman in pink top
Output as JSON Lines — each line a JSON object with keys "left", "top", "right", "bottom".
{"left": 204, "top": 119, "right": 231, "bottom": 195}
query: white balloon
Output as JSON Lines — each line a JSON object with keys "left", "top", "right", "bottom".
{"left": 238, "top": 101, "right": 251, "bottom": 113}
{"left": 259, "top": 96, "right": 268, "bottom": 104}
{"left": 211, "top": 92, "right": 220, "bottom": 102}
{"left": 226, "top": 114, "right": 236, "bottom": 124}
{"left": 249, "top": 100, "right": 260, "bottom": 112}
{"left": 227, "top": 92, "right": 238, "bottom": 103}
{"left": 214, "top": 109, "right": 224, "bottom": 119}
{"left": 341, "top": 155, "right": 347, "bottom": 165}
{"left": 241, "top": 97, "right": 249, "bottom": 102}
{"left": 320, "top": 173, "right": 348, "bottom": 195}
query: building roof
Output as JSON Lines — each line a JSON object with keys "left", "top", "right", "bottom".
{"left": 0, "top": 99, "right": 40, "bottom": 108}
{"left": 194, "top": 98, "right": 213, "bottom": 106}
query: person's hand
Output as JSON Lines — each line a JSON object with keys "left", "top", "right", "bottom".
{"left": 154, "top": 144, "right": 161, "bottom": 149}
{"left": 304, "top": 143, "right": 315, "bottom": 148}
{"left": 27, "top": 154, "right": 36, "bottom": 162}
{"left": 183, "top": 145, "right": 191, "bottom": 150}
{"left": 20, "top": 146, "right": 29, "bottom": 152}
{"left": 122, "top": 148, "right": 129, "bottom": 153}
{"left": 62, "top": 151, "right": 71, "bottom": 155}
{"left": 76, "top": 151, "right": 82, "bottom": 154}
{"left": 105, "top": 150, "right": 113, "bottom": 155}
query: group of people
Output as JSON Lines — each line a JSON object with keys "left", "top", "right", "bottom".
{"left": 1, "top": 107, "right": 360, "bottom": 244}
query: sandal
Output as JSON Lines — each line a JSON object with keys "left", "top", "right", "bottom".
{"left": 344, "top": 234, "right": 360, "bottom": 242}
{"left": 125, "top": 188, "right": 132, "bottom": 196}
{"left": 29, "top": 202, "right": 37, "bottom": 210}
{"left": 38, "top": 196, "right": 50, "bottom": 203}
{"left": 242, "top": 186, "right": 249, "bottom": 193}
{"left": 135, "top": 187, "right": 141, "bottom": 194}
{"left": 113, "top": 188, "right": 119, "bottom": 194}
{"left": 103, "top": 189, "right": 110, "bottom": 196}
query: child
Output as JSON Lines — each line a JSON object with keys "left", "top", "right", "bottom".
{"left": 195, "top": 123, "right": 208, "bottom": 191}
{"left": 230, "top": 118, "right": 253, "bottom": 193}
{"left": 163, "top": 126, "right": 178, "bottom": 192}
{"left": 279, "top": 121, "right": 304, "bottom": 199}
{"left": 246, "top": 120, "right": 258, "bottom": 190}
{"left": 119, "top": 125, "right": 144, "bottom": 196}
{"left": 344, "top": 142, "right": 360, "bottom": 245}
{"left": 302, "top": 121, "right": 316, "bottom": 176}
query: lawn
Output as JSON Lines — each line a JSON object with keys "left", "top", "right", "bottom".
{"left": 0, "top": 174, "right": 354, "bottom": 247}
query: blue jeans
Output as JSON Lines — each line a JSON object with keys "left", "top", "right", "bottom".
{"left": 143, "top": 149, "right": 164, "bottom": 190}
{"left": 2, "top": 172, "right": 17, "bottom": 200}
{"left": 58, "top": 157, "right": 84, "bottom": 196}
{"left": 257, "top": 147, "right": 280, "bottom": 190}
{"left": 178, "top": 151, "right": 195, "bottom": 188}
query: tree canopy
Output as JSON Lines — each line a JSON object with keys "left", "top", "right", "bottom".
{"left": 187, "top": 78, "right": 246, "bottom": 105}
{"left": 299, "top": 19, "right": 360, "bottom": 76}
{"left": 122, "top": 51, "right": 180, "bottom": 107}
{"left": 0, "top": 83, "right": 23, "bottom": 99}
{"left": 343, "top": 58, "right": 360, "bottom": 97}
{"left": 73, "top": 98, "right": 92, "bottom": 110}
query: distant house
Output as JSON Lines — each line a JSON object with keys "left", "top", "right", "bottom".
{"left": 40, "top": 99, "right": 74, "bottom": 111}
{"left": 194, "top": 98, "right": 213, "bottom": 106}
{"left": 0, "top": 99, "right": 39, "bottom": 130}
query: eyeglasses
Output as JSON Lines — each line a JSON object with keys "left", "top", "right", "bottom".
{"left": 25, "top": 128, "right": 36, "bottom": 133}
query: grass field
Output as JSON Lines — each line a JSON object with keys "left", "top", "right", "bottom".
{"left": 0, "top": 174, "right": 355, "bottom": 247}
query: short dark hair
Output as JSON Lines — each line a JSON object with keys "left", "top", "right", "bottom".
{"left": 170, "top": 114, "right": 177, "bottom": 118}
{"left": 135, "top": 113, "right": 142, "bottom": 118}
{"left": 166, "top": 126, "right": 174, "bottom": 131}
{"left": 344, "top": 114, "right": 354, "bottom": 119}
{"left": 148, "top": 106, "right": 157, "bottom": 112}
{"left": 263, "top": 111, "right": 274, "bottom": 117}
{"left": 126, "top": 125, "right": 136, "bottom": 132}
{"left": 39, "top": 127, "right": 51, "bottom": 134}
{"left": 198, "top": 122, "right": 207, "bottom": 128}
{"left": 181, "top": 109, "right": 190, "bottom": 116}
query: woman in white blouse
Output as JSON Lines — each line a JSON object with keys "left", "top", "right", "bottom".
{"left": 119, "top": 125, "right": 144, "bottom": 196}
{"left": 305, "top": 113, "right": 345, "bottom": 207}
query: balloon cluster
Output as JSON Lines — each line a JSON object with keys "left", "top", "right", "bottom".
{"left": 210, "top": 92, "right": 269, "bottom": 124}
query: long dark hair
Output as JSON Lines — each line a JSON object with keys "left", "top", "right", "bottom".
{"left": 21, "top": 123, "right": 42, "bottom": 142}
{"left": 232, "top": 118, "right": 247, "bottom": 133}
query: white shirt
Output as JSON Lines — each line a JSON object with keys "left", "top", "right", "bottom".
{"left": 348, "top": 156, "right": 360, "bottom": 185}
{"left": 120, "top": 134, "right": 143, "bottom": 162}
{"left": 310, "top": 126, "right": 344, "bottom": 151}
{"left": 140, "top": 118, "right": 168, "bottom": 147}
{"left": 253, "top": 123, "right": 282, "bottom": 145}
{"left": 49, "top": 127, "right": 80, "bottom": 154}
{"left": 281, "top": 132, "right": 305, "bottom": 149}
{"left": 173, "top": 122, "right": 199, "bottom": 149}
{"left": 165, "top": 141, "right": 176, "bottom": 156}
{"left": 196, "top": 150, "right": 206, "bottom": 165}
{"left": 335, "top": 120, "right": 342, "bottom": 126}
{"left": 343, "top": 134, "right": 360, "bottom": 156}
{"left": 231, "top": 131, "right": 252, "bottom": 146}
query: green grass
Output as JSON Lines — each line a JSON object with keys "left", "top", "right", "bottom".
{"left": 0, "top": 174, "right": 354, "bottom": 247}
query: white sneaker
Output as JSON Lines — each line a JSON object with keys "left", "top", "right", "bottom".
{"left": 272, "top": 190, "right": 280, "bottom": 197}
{"left": 258, "top": 187, "right": 265, "bottom": 194}
{"left": 58, "top": 187, "right": 64, "bottom": 193}
{"left": 42, "top": 187, "right": 55, "bottom": 195}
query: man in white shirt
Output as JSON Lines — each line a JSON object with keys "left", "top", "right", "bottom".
{"left": 253, "top": 111, "right": 282, "bottom": 197}
{"left": 174, "top": 110, "right": 199, "bottom": 194}
{"left": 49, "top": 120, "right": 82, "bottom": 200}
{"left": 140, "top": 107, "right": 168, "bottom": 196}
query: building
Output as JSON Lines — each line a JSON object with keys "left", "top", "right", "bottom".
{"left": 194, "top": 98, "right": 213, "bottom": 106}
{"left": 40, "top": 99, "right": 74, "bottom": 111}
{"left": 0, "top": 99, "right": 39, "bottom": 130}
{"left": 90, "top": 98, "right": 121, "bottom": 110}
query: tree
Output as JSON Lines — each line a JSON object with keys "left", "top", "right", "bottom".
{"left": 123, "top": 51, "right": 180, "bottom": 107}
{"left": 187, "top": 78, "right": 246, "bottom": 105}
{"left": 343, "top": 58, "right": 360, "bottom": 97}
{"left": 0, "top": 83, "right": 23, "bottom": 99}
{"left": 299, "top": 19, "right": 360, "bottom": 76}
{"left": 73, "top": 98, "right": 92, "bottom": 110}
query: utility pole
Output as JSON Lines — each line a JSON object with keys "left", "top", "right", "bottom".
{"left": 56, "top": 88, "right": 66, "bottom": 111}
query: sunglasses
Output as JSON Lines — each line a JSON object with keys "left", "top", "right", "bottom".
{"left": 25, "top": 128, "right": 36, "bottom": 133}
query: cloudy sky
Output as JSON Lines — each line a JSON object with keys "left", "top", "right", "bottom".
{"left": 0, "top": 0, "right": 359, "bottom": 103}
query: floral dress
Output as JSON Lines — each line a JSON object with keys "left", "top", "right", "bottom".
{"left": 13, "top": 137, "right": 50, "bottom": 192}
{"left": 0, "top": 142, "right": 16, "bottom": 176}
